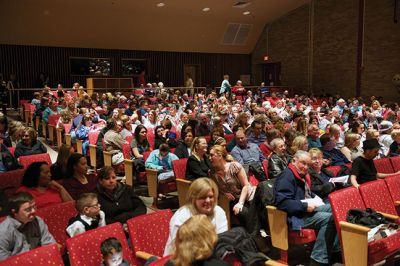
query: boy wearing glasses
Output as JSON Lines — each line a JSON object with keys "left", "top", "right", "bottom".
{"left": 66, "top": 193, "right": 105, "bottom": 237}
{"left": 0, "top": 192, "right": 56, "bottom": 260}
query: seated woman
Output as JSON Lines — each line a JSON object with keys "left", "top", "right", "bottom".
{"left": 131, "top": 125, "right": 152, "bottom": 180}
{"left": 42, "top": 100, "right": 58, "bottom": 125}
{"left": 209, "top": 145, "right": 255, "bottom": 230}
{"left": 164, "top": 178, "right": 228, "bottom": 256}
{"left": 119, "top": 115, "right": 133, "bottom": 139}
{"left": 268, "top": 138, "right": 289, "bottom": 179}
{"left": 145, "top": 144, "right": 179, "bottom": 182}
{"left": 143, "top": 110, "right": 159, "bottom": 130}
{"left": 7, "top": 120, "right": 25, "bottom": 147}
{"left": 174, "top": 131, "right": 194, "bottom": 159}
{"left": 308, "top": 148, "right": 344, "bottom": 203}
{"left": 341, "top": 133, "right": 363, "bottom": 162}
{"left": 154, "top": 125, "right": 167, "bottom": 149}
{"left": 62, "top": 153, "right": 97, "bottom": 200}
{"left": 165, "top": 215, "right": 230, "bottom": 266}
{"left": 96, "top": 166, "right": 146, "bottom": 225}
{"left": 186, "top": 137, "right": 211, "bottom": 180}
{"left": 291, "top": 135, "right": 309, "bottom": 154}
{"left": 14, "top": 127, "right": 47, "bottom": 158}
{"left": 208, "top": 127, "right": 225, "bottom": 151}
{"left": 17, "top": 162, "right": 73, "bottom": 208}
{"left": 51, "top": 144, "right": 74, "bottom": 180}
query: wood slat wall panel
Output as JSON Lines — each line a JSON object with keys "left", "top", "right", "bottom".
{"left": 0, "top": 44, "right": 252, "bottom": 93}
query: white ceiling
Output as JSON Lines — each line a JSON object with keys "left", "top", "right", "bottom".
{"left": 0, "top": 0, "right": 310, "bottom": 54}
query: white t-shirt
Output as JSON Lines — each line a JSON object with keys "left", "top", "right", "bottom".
{"left": 163, "top": 205, "right": 228, "bottom": 256}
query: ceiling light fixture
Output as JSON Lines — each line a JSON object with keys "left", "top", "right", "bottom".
{"left": 243, "top": 11, "right": 250, "bottom": 15}
{"left": 156, "top": 3, "right": 165, "bottom": 7}
{"left": 202, "top": 7, "right": 210, "bottom": 12}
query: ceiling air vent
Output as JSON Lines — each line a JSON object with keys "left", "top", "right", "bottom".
{"left": 233, "top": 1, "right": 252, "bottom": 8}
{"left": 221, "top": 23, "right": 253, "bottom": 45}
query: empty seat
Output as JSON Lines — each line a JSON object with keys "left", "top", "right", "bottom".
{"left": 0, "top": 244, "right": 63, "bottom": 266}
{"left": 19, "top": 153, "right": 52, "bottom": 169}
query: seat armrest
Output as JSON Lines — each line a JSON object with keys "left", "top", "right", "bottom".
{"left": 123, "top": 159, "right": 134, "bottom": 187}
{"left": 266, "top": 205, "right": 288, "bottom": 250}
{"left": 218, "top": 194, "right": 231, "bottom": 229}
{"left": 395, "top": 200, "right": 400, "bottom": 206}
{"left": 339, "top": 221, "right": 369, "bottom": 266}
{"left": 76, "top": 139, "right": 83, "bottom": 154}
{"left": 265, "top": 260, "right": 287, "bottom": 266}
{"left": 176, "top": 178, "right": 192, "bottom": 207}
{"left": 103, "top": 151, "right": 113, "bottom": 166}
{"left": 377, "top": 211, "right": 399, "bottom": 221}
{"left": 88, "top": 144, "right": 97, "bottom": 169}
{"left": 135, "top": 251, "right": 158, "bottom": 260}
{"left": 146, "top": 168, "right": 159, "bottom": 200}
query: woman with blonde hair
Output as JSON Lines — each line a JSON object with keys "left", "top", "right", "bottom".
{"left": 340, "top": 133, "right": 362, "bottom": 162}
{"left": 167, "top": 215, "right": 230, "bottom": 266}
{"left": 14, "top": 127, "right": 47, "bottom": 158}
{"left": 186, "top": 137, "right": 211, "bottom": 180}
{"left": 209, "top": 145, "right": 255, "bottom": 227}
{"left": 164, "top": 178, "right": 228, "bottom": 256}
{"left": 291, "top": 135, "right": 309, "bottom": 154}
{"left": 8, "top": 120, "right": 25, "bottom": 147}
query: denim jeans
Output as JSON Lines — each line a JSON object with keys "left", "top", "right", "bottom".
{"left": 303, "top": 204, "right": 340, "bottom": 264}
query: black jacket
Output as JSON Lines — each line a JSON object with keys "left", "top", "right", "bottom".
{"left": 186, "top": 155, "right": 211, "bottom": 180}
{"left": 174, "top": 142, "right": 190, "bottom": 159}
{"left": 268, "top": 152, "right": 288, "bottom": 179}
{"left": 214, "top": 227, "right": 268, "bottom": 266}
{"left": 96, "top": 183, "right": 146, "bottom": 224}
{"left": 14, "top": 140, "right": 47, "bottom": 159}
{"left": 308, "top": 167, "right": 335, "bottom": 200}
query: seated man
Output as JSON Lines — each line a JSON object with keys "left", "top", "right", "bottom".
{"left": 0, "top": 192, "right": 56, "bottom": 260}
{"left": 268, "top": 138, "right": 289, "bottom": 179}
{"left": 307, "top": 124, "right": 321, "bottom": 149}
{"left": 246, "top": 120, "right": 266, "bottom": 145}
{"left": 145, "top": 143, "right": 179, "bottom": 181}
{"left": 231, "top": 129, "right": 266, "bottom": 181}
{"left": 274, "top": 151, "right": 340, "bottom": 265}
{"left": 350, "top": 139, "right": 400, "bottom": 187}
{"left": 320, "top": 134, "right": 350, "bottom": 166}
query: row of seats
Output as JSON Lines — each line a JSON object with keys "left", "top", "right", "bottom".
{"left": 267, "top": 176, "right": 400, "bottom": 265}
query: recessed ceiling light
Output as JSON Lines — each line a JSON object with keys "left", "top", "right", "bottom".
{"left": 156, "top": 2, "right": 165, "bottom": 7}
{"left": 202, "top": 7, "right": 210, "bottom": 12}
{"left": 243, "top": 11, "right": 250, "bottom": 15}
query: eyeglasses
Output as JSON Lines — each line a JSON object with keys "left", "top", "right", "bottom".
{"left": 88, "top": 203, "right": 101, "bottom": 209}
{"left": 22, "top": 204, "right": 37, "bottom": 213}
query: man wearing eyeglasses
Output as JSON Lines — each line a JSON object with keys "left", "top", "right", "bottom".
{"left": 0, "top": 192, "right": 56, "bottom": 260}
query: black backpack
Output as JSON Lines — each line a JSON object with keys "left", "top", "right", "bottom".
{"left": 254, "top": 179, "right": 276, "bottom": 231}
{"left": 347, "top": 208, "right": 387, "bottom": 228}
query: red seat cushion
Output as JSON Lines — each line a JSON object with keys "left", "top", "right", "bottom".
{"left": 368, "top": 232, "right": 400, "bottom": 264}
{"left": 289, "top": 229, "right": 316, "bottom": 245}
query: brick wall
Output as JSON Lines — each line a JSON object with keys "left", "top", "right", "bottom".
{"left": 252, "top": 4, "right": 310, "bottom": 92}
{"left": 252, "top": 0, "right": 400, "bottom": 102}
{"left": 362, "top": 0, "right": 400, "bottom": 102}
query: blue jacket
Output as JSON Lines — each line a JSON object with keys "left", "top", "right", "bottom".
{"left": 145, "top": 150, "right": 179, "bottom": 171}
{"left": 274, "top": 164, "right": 315, "bottom": 230}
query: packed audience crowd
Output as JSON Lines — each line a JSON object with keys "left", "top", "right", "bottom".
{"left": 1, "top": 78, "right": 400, "bottom": 265}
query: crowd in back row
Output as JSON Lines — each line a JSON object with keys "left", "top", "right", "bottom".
{"left": 1, "top": 81, "right": 400, "bottom": 265}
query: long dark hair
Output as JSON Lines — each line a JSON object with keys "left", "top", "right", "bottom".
{"left": 134, "top": 125, "right": 148, "bottom": 144}
{"left": 21, "top": 161, "right": 48, "bottom": 187}
{"left": 65, "top": 153, "right": 85, "bottom": 178}
{"left": 154, "top": 125, "right": 165, "bottom": 140}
